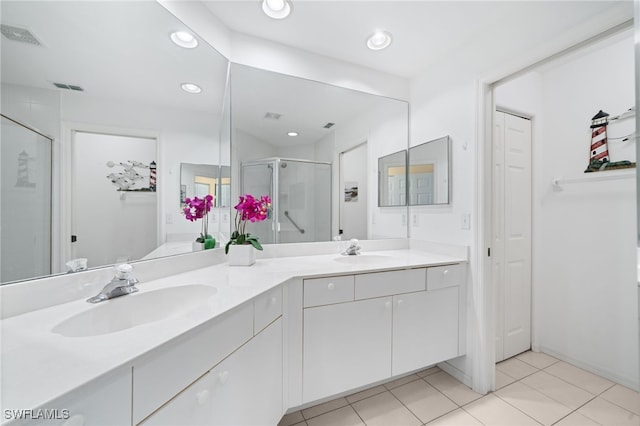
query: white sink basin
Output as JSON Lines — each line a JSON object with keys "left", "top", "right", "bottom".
{"left": 333, "top": 254, "right": 391, "bottom": 265}
{"left": 52, "top": 284, "right": 217, "bottom": 338}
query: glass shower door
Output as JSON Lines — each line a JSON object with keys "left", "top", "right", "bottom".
{"left": 278, "top": 160, "right": 331, "bottom": 243}
{"left": 241, "top": 161, "right": 276, "bottom": 244}
{"left": 1, "top": 115, "right": 52, "bottom": 283}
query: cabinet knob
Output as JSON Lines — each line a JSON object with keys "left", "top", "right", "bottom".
{"left": 196, "top": 389, "right": 210, "bottom": 405}
{"left": 62, "top": 415, "right": 85, "bottom": 426}
{"left": 443, "top": 269, "right": 449, "bottom": 276}
{"left": 385, "top": 301, "right": 391, "bottom": 309}
{"left": 397, "top": 299, "right": 404, "bottom": 305}
{"left": 270, "top": 296, "right": 277, "bottom": 305}
{"left": 219, "top": 370, "right": 230, "bottom": 384}
{"left": 327, "top": 283, "right": 335, "bottom": 290}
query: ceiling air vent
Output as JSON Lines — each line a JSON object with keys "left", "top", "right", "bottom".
{"left": 323, "top": 122, "right": 335, "bottom": 129}
{"left": 264, "top": 112, "right": 282, "bottom": 120}
{"left": 1, "top": 24, "right": 41, "bottom": 45}
{"left": 52, "top": 83, "right": 84, "bottom": 92}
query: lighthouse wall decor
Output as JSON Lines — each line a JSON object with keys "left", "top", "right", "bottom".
{"left": 584, "top": 108, "right": 636, "bottom": 172}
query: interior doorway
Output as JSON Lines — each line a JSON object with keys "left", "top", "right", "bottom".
{"left": 493, "top": 111, "right": 533, "bottom": 362}
{"left": 71, "top": 131, "right": 157, "bottom": 268}
{"left": 339, "top": 142, "right": 367, "bottom": 240}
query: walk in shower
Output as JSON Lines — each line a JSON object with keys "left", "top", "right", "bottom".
{"left": 1, "top": 114, "right": 52, "bottom": 283}
{"left": 241, "top": 158, "right": 331, "bottom": 244}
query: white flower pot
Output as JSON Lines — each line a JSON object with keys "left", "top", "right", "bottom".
{"left": 192, "top": 241, "right": 205, "bottom": 252}
{"left": 228, "top": 244, "right": 256, "bottom": 266}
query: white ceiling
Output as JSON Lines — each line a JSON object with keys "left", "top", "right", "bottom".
{"left": 204, "top": 0, "right": 634, "bottom": 80}
{"left": 1, "top": 1, "right": 228, "bottom": 114}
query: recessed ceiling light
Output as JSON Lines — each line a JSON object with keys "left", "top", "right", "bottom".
{"left": 287, "top": 131, "right": 299, "bottom": 137}
{"left": 181, "top": 83, "right": 202, "bottom": 94}
{"left": 170, "top": 31, "right": 198, "bottom": 49}
{"left": 262, "top": 0, "right": 292, "bottom": 19}
{"left": 366, "top": 30, "right": 392, "bottom": 51}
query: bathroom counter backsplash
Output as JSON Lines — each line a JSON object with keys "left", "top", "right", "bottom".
{"left": 0, "top": 242, "right": 467, "bottom": 417}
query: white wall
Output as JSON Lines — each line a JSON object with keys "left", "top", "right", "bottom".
{"left": 408, "top": 76, "right": 479, "bottom": 384}
{"left": 496, "top": 31, "right": 638, "bottom": 389}
{"left": 61, "top": 93, "right": 220, "bottom": 251}
{"left": 332, "top": 101, "right": 409, "bottom": 240}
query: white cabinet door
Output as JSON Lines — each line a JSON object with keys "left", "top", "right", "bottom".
{"left": 13, "top": 367, "right": 132, "bottom": 426}
{"left": 392, "top": 287, "right": 459, "bottom": 376}
{"left": 142, "top": 319, "right": 283, "bottom": 426}
{"left": 303, "top": 297, "right": 392, "bottom": 403}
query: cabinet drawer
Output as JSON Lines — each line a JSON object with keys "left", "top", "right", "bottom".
{"left": 133, "top": 302, "right": 254, "bottom": 424}
{"left": 354, "top": 269, "right": 425, "bottom": 300}
{"left": 254, "top": 286, "right": 282, "bottom": 333}
{"left": 304, "top": 275, "right": 354, "bottom": 307}
{"left": 427, "top": 264, "right": 464, "bottom": 290}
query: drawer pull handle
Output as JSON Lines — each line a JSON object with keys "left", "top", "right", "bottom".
{"left": 327, "top": 283, "right": 335, "bottom": 290}
{"left": 219, "top": 370, "right": 230, "bottom": 384}
{"left": 63, "top": 415, "right": 85, "bottom": 426}
{"left": 196, "top": 389, "right": 210, "bottom": 405}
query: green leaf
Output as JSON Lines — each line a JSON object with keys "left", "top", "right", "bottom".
{"left": 224, "top": 241, "right": 232, "bottom": 254}
{"left": 236, "top": 234, "right": 246, "bottom": 245}
{"left": 248, "top": 238, "right": 263, "bottom": 251}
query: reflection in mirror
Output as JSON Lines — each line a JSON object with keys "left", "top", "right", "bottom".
{"left": 180, "top": 163, "right": 232, "bottom": 209}
{"left": 378, "top": 150, "right": 408, "bottom": 207}
{"left": 409, "top": 136, "right": 451, "bottom": 205}
{"left": 0, "top": 1, "right": 229, "bottom": 283}
{"left": 231, "top": 64, "right": 409, "bottom": 241}
{"left": 1, "top": 115, "right": 52, "bottom": 283}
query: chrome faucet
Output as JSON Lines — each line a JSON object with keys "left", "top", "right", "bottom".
{"left": 342, "top": 238, "right": 361, "bottom": 256}
{"left": 87, "top": 263, "right": 139, "bottom": 303}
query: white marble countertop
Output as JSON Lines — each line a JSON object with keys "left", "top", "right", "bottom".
{"left": 0, "top": 248, "right": 465, "bottom": 420}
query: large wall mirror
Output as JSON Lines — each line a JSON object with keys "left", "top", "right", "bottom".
{"left": 378, "top": 150, "right": 407, "bottom": 207}
{"left": 230, "top": 64, "right": 409, "bottom": 243}
{"left": 0, "top": 1, "right": 230, "bottom": 283}
{"left": 409, "top": 136, "right": 451, "bottom": 205}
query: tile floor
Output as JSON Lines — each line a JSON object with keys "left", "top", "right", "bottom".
{"left": 278, "top": 351, "right": 640, "bottom": 426}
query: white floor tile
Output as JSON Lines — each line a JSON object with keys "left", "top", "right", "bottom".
{"left": 302, "top": 397, "right": 348, "bottom": 420}
{"left": 278, "top": 411, "right": 305, "bottom": 426}
{"left": 520, "top": 370, "right": 594, "bottom": 410}
{"left": 384, "top": 373, "right": 421, "bottom": 390}
{"left": 516, "top": 351, "right": 559, "bottom": 369}
{"left": 495, "top": 369, "right": 517, "bottom": 390}
{"left": 578, "top": 397, "right": 640, "bottom": 426}
{"left": 345, "top": 385, "right": 387, "bottom": 404}
{"left": 496, "top": 357, "right": 538, "bottom": 380}
{"left": 544, "top": 361, "right": 614, "bottom": 395}
{"left": 306, "top": 406, "right": 364, "bottom": 426}
{"left": 495, "top": 381, "right": 572, "bottom": 425}
{"left": 426, "top": 408, "right": 484, "bottom": 425}
{"left": 352, "top": 391, "right": 422, "bottom": 426}
{"left": 390, "top": 379, "right": 458, "bottom": 424}
{"left": 417, "top": 366, "right": 442, "bottom": 378}
{"left": 424, "top": 371, "right": 483, "bottom": 406}
{"left": 463, "top": 394, "right": 541, "bottom": 425}
{"left": 553, "top": 411, "right": 601, "bottom": 426}
{"left": 599, "top": 384, "right": 640, "bottom": 416}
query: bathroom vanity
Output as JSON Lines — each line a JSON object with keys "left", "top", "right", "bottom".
{"left": 0, "top": 246, "right": 466, "bottom": 426}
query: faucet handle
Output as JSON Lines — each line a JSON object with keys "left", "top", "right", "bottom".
{"left": 114, "top": 263, "right": 134, "bottom": 280}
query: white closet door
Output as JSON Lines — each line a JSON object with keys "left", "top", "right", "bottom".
{"left": 494, "top": 111, "right": 532, "bottom": 362}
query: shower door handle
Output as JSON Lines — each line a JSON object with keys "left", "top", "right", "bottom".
{"left": 284, "top": 211, "right": 305, "bottom": 234}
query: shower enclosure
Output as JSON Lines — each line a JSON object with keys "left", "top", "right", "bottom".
{"left": 1, "top": 114, "right": 52, "bottom": 283}
{"left": 241, "top": 158, "right": 331, "bottom": 244}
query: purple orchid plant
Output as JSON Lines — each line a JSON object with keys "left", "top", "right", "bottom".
{"left": 183, "top": 194, "right": 214, "bottom": 244}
